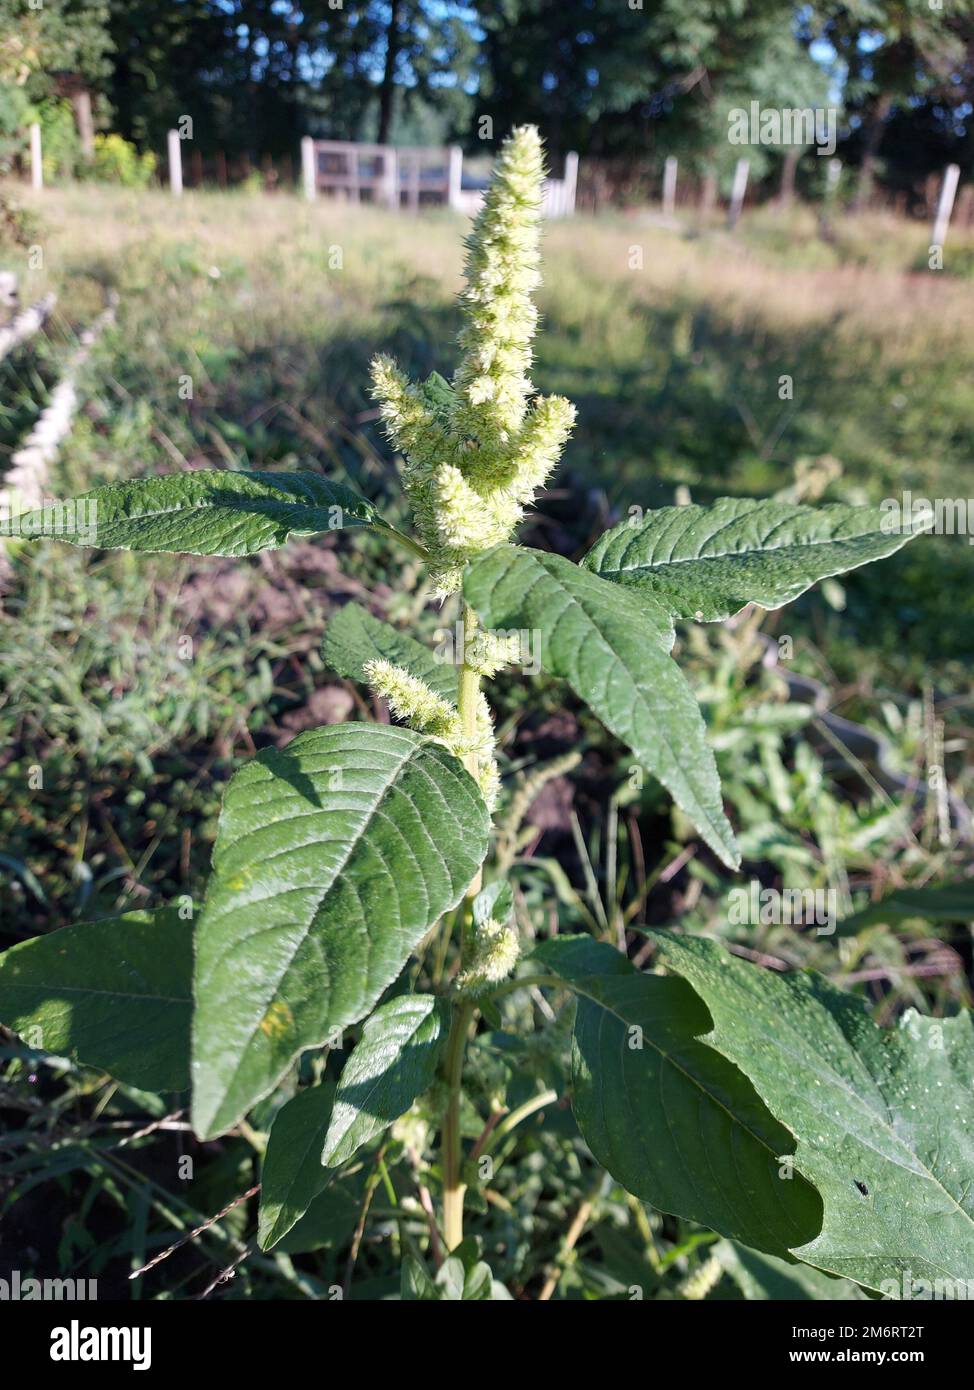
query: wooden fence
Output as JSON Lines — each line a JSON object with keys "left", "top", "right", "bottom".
{"left": 299, "top": 138, "right": 578, "bottom": 217}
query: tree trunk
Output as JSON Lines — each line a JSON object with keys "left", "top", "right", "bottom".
{"left": 853, "top": 93, "right": 892, "bottom": 212}
{"left": 72, "top": 90, "right": 95, "bottom": 161}
{"left": 377, "top": 0, "right": 404, "bottom": 146}
{"left": 778, "top": 147, "right": 800, "bottom": 206}
{"left": 699, "top": 169, "right": 717, "bottom": 219}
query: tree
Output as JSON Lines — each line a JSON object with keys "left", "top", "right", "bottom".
{"left": 803, "top": 1, "right": 974, "bottom": 207}
{"left": 472, "top": 0, "right": 831, "bottom": 190}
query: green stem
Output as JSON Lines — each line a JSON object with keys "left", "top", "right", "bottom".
{"left": 382, "top": 523, "right": 430, "bottom": 562}
{"left": 440, "top": 605, "right": 484, "bottom": 1250}
{"left": 442, "top": 998, "right": 474, "bottom": 1251}
{"left": 481, "top": 1088, "right": 558, "bottom": 1161}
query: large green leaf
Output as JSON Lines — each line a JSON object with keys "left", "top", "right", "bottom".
{"left": 533, "top": 937, "right": 820, "bottom": 1258}
{"left": 656, "top": 932, "right": 974, "bottom": 1292}
{"left": 322, "top": 994, "right": 449, "bottom": 1167}
{"left": 192, "top": 723, "right": 489, "bottom": 1140}
{"left": 10, "top": 469, "right": 387, "bottom": 556}
{"left": 464, "top": 545, "right": 739, "bottom": 868}
{"left": 258, "top": 1082, "right": 337, "bottom": 1250}
{"left": 323, "top": 602, "right": 458, "bottom": 702}
{"left": 0, "top": 907, "right": 191, "bottom": 1092}
{"left": 583, "top": 498, "right": 930, "bottom": 622}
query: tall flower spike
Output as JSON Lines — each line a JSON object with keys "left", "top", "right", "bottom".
{"left": 452, "top": 126, "right": 544, "bottom": 451}
{"left": 369, "top": 125, "right": 576, "bottom": 595}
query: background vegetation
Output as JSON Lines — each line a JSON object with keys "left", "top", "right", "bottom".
{"left": 1, "top": 0, "right": 973, "bottom": 200}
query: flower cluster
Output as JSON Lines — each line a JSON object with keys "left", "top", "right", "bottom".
{"left": 454, "top": 915, "right": 520, "bottom": 997}
{"left": 363, "top": 657, "right": 500, "bottom": 809}
{"left": 370, "top": 125, "right": 576, "bottom": 595}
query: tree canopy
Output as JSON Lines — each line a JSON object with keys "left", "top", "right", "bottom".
{"left": 2, "top": 0, "right": 970, "bottom": 192}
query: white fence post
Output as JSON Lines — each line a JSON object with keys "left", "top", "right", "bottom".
{"left": 447, "top": 145, "right": 463, "bottom": 210}
{"left": 301, "top": 136, "right": 317, "bottom": 201}
{"left": 662, "top": 155, "right": 677, "bottom": 217}
{"left": 29, "top": 122, "right": 43, "bottom": 191}
{"left": 932, "top": 163, "right": 961, "bottom": 250}
{"left": 563, "top": 151, "right": 579, "bottom": 215}
{"left": 727, "top": 157, "right": 749, "bottom": 228}
{"left": 382, "top": 147, "right": 398, "bottom": 208}
{"left": 167, "top": 129, "right": 183, "bottom": 197}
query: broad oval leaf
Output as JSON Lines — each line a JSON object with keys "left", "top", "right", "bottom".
{"left": 0, "top": 907, "right": 192, "bottom": 1092}
{"left": 464, "top": 544, "right": 739, "bottom": 869}
{"left": 324, "top": 602, "right": 458, "bottom": 702}
{"left": 656, "top": 932, "right": 974, "bottom": 1292}
{"left": 534, "top": 936, "right": 821, "bottom": 1259}
{"left": 258, "top": 1082, "right": 337, "bottom": 1250}
{"left": 191, "top": 723, "right": 489, "bottom": 1140}
{"left": 322, "top": 993, "right": 449, "bottom": 1167}
{"left": 583, "top": 498, "right": 931, "bottom": 622}
{"left": 10, "top": 469, "right": 385, "bottom": 556}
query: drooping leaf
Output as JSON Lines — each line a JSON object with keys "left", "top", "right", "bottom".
{"left": 0, "top": 907, "right": 192, "bottom": 1092}
{"left": 837, "top": 881, "right": 974, "bottom": 937}
{"left": 323, "top": 602, "right": 458, "bottom": 702}
{"left": 656, "top": 932, "right": 974, "bottom": 1292}
{"left": 11, "top": 470, "right": 387, "bottom": 556}
{"left": 276, "top": 1167, "right": 370, "bottom": 1255}
{"left": 533, "top": 936, "right": 820, "bottom": 1258}
{"left": 583, "top": 498, "right": 930, "bottom": 622}
{"left": 464, "top": 545, "right": 739, "bottom": 868}
{"left": 321, "top": 994, "right": 449, "bottom": 1167}
{"left": 192, "top": 724, "right": 489, "bottom": 1140}
{"left": 258, "top": 1082, "right": 337, "bottom": 1250}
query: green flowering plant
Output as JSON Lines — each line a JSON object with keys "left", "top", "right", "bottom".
{"left": 2, "top": 127, "right": 968, "bottom": 1300}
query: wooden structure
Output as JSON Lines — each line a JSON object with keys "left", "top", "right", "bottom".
{"left": 301, "top": 138, "right": 578, "bottom": 217}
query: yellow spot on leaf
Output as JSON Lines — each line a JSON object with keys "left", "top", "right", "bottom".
{"left": 259, "top": 999, "right": 293, "bottom": 1039}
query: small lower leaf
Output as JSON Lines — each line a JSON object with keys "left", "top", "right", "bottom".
{"left": 321, "top": 994, "right": 449, "bottom": 1167}
{"left": 324, "top": 602, "right": 458, "bottom": 702}
{"left": 258, "top": 1082, "right": 337, "bottom": 1250}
